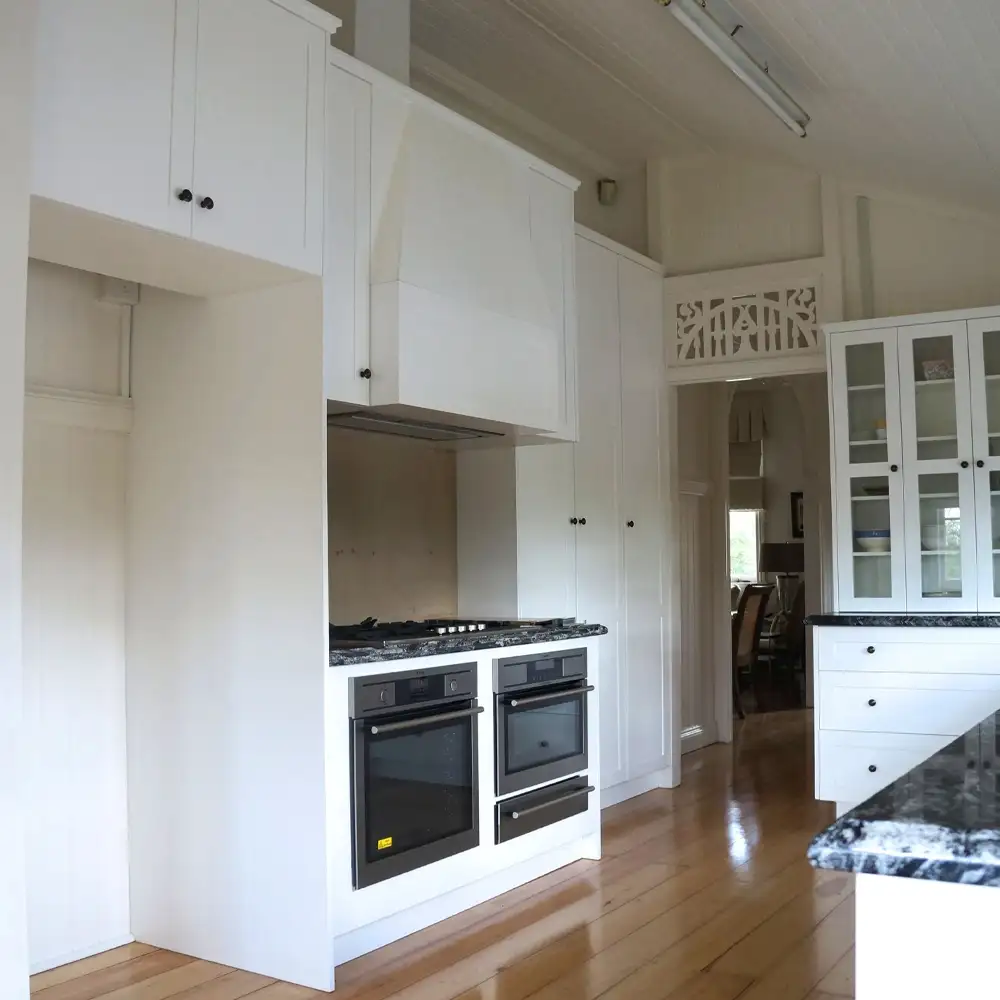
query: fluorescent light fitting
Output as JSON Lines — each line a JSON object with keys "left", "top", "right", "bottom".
{"left": 658, "top": 0, "right": 810, "bottom": 137}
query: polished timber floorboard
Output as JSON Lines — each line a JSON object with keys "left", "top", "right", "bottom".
{"left": 33, "top": 711, "right": 853, "bottom": 1000}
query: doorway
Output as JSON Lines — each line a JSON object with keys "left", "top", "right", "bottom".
{"left": 674, "top": 373, "right": 833, "bottom": 751}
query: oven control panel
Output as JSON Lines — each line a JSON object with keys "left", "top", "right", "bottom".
{"left": 351, "top": 663, "right": 477, "bottom": 717}
{"left": 494, "top": 649, "right": 587, "bottom": 693}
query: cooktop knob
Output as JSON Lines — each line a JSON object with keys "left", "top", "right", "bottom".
{"left": 450, "top": 679, "right": 458, "bottom": 692}
{"left": 457, "top": 625, "right": 467, "bottom": 633}
{"left": 448, "top": 626, "right": 458, "bottom": 633}
{"left": 436, "top": 627, "right": 448, "bottom": 635}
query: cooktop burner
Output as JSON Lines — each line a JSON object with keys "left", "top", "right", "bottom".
{"left": 329, "top": 617, "right": 576, "bottom": 649}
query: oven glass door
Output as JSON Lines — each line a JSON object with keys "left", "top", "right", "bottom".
{"left": 353, "top": 702, "right": 479, "bottom": 888}
{"left": 498, "top": 684, "right": 589, "bottom": 795}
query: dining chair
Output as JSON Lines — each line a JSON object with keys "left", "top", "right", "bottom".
{"left": 732, "top": 582, "right": 775, "bottom": 720}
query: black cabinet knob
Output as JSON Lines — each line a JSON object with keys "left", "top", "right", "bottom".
{"left": 627, "top": 520, "right": 635, "bottom": 528}
{"left": 961, "top": 460, "right": 971, "bottom": 469}
{"left": 890, "top": 464, "right": 899, "bottom": 473}
{"left": 199, "top": 196, "right": 215, "bottom": 210}
{"left": 569, "top": 517, "right": 579, "bottom": 525}
{"left": 579, "top": 518, "right": 587, "bottom": 526}
{"left": 978, "top": 460, "right": 986, "bottom": 469}
{"left": 868, "top": 764, "right": 877, "bottom": 773}
{"left": 177, "top": 188, "right": 193, "bottom": 203}
{"left": 359, "top": 368, "right": 372, "bottom": 380}
{"left": 868, "top": 699, "right": 877, "bottom": 707}
{"left": 866, "top": 645, "right": 876, "bottom": 654}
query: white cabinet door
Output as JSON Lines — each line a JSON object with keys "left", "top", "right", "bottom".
{"left": 32, "top": 0, "right": 184, "bottom": 235}
{"left": 898, "top": 322, "right": 978, "bottom": 612}
{"left": 324, "top": 63, "right": 372, "bottom": 406}
{"left": 619, "top": 258, "right": 668, "bottom": 779}
{"left": 829, "top": 329, "right": 907, "bottom": 611}
{"left": 968, "top": 317, "right": 1000, "bottom": 611}
{"left": 574, "top": 237, "right": 624, "bottom": 789}
{"left": 182, "top": 0, "right": 326, "bottom": 273}
{"left": 514, "top": 445, "right": 577, "bottom": 620}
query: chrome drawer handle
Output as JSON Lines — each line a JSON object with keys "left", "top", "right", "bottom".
{"left": 509, "top": 785, "right": 595, "bottom": 820}
{"left": 508, "top": 685, "right": 595, "bottom": 708}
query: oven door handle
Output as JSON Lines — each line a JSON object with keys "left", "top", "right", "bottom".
{"left": 508, "top": 785, "right": 596, "bottom": 820}
{"left": 507, "top": 685, "right": 595, "bottom": 708}
{"left": 369, "top": 705, "right": 484, "bottom": 735}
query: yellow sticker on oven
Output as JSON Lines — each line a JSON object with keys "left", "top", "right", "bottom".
{"left": 377, "top": 837, "right": 393, "bottom": 851}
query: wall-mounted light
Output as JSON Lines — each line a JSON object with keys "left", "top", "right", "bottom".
{"left": 597, "top": 178, "right": 619, "bottom": 207}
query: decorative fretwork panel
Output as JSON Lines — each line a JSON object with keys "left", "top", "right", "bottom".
{"left": 673, "top": 286, "right": 820, "bottom": 365}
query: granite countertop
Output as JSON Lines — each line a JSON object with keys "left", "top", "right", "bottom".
{"left": 807, "top": 614, "right": 1000, "bottom": 627}
{"left": 329, "top": 622, "right": 608, "bottom": 667}
{"left": 809, "top": 710, "right": 1000, "bottom": 886}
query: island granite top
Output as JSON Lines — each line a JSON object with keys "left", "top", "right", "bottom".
{"left": 807, "top": 614, "right": 1000, "bottom": 628}
{"left": 808, "top": 709, "right": 1000, "bottom": 886}
{"left": 329, "top": 622, "right": 608, "bottom": 667}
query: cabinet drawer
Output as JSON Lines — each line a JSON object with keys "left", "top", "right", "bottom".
{"left": 817, "top": 731, "right": 949, "bottom": 804}
{"left": 815, "top": 628, "right": 1000, "bottom": 674}
{"left": 818, "top": 672, "right": 1000, "bottom": 737}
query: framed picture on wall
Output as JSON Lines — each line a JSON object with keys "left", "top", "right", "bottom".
{"left": 791, "top": 491, "right": 804, "bottom": 539}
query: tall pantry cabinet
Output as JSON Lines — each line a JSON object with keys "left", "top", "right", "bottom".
{"left": 457, "top": 229, "right": 671, "bottom": 802}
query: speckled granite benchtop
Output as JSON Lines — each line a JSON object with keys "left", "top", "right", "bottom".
{"left": 809, "top": 710, "right": 1000, "bottom": 886}
{"left": 807, "top": 614, "right": 1000, "bottom": 627}
{"left": 329, "top": 622, "right": 608, "bottom": 667}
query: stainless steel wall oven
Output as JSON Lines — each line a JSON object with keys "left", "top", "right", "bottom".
{"left": 350, "top": 664, "right": 482, "bottom": 889}
{"left": 494, "top": 648, "right": 592, "bottom": 797}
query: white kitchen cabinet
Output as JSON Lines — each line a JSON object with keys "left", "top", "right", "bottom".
{"left": 828, "top": 307, "right": 1000, "bottom": 612}
{"left": 32, "top": 0, "right": 182, "bottom": 235}
{"left": 324, "top": 61, "right": 373, "bottom": 406}
{"left": 619, "top": 258, "right": 668, "bottom": 778}
{"left": 574, "top": 237, "right": 625, "bottom": 787}
{"left": 457, "top": 229, "right": 668, "bottom": 802}
{"left": 33, "top": 0, "right": 334, "bottom": 273}
{"left": 813, "top": 626, "right": 1000, "bottom": 809}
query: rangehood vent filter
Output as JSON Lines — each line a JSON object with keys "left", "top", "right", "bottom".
{"left": 326, "top": 411, "right": 505, "bottom": 442}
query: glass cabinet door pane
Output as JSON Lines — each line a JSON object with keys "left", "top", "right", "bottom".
{"left": 917, "top": 473, "right": 964, "bottom": 599}
{"left": 909, "top": 335, "right": 958, "bottom": 461}
{"left": 990, "top": 471, "right": 1000, "bottom": 598}
{"left": 844, "top": 342, "right": 889, "bottom": 465}
{"left": 850, "top": 476, "right": 893, "bottom": 598}
{"left": 981, "top": 330, "right": 1000, "bottom": 458}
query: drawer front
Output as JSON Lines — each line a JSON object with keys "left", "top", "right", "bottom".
{"left": 818, "top": 672, "right": 1000, "bottom": 736}
{"left": 817, "top": 731, "right": 949, "bottom": 803}
{"left": 814, "top": 627, "right": 1000, "bottom": 674}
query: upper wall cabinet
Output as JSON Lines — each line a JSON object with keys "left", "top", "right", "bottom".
{"left": 324, "top": 60, "right": 373, "bottom": 407}
{"left": 33, "top": 0, "right": 334, "bottom": 275}
{"left": 365, "top": 89, "right": 579, "bottom": 434}
{"left": 829, "top": 309, "right": 1000, "bottom": 613}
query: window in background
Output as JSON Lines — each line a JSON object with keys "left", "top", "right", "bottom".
{"left": 730, "top": 509, "right": 761, "bottom": 583}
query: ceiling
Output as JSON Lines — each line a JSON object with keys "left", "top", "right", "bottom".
{"left": 410, "top": 0, "right": 1000, "bottom": 210}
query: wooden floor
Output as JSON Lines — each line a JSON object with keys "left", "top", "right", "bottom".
{"left": 33, "top": 711, "right": 852, "bottom": 1000}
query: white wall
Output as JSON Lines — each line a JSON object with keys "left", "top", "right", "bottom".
{"left": 651, "top": 152, "right": 1000, "bottom": 320}
{"left": 127, "top": 280, "right": 333, "bottom": 991}
{"left": 1, "top": 3, "right": 37, "bottom": 996}
{"left": 328, "top": 428, "right": 458, "bottom": 623}
{"left": 22, "top": 260, "right": 131, "bottom": 974}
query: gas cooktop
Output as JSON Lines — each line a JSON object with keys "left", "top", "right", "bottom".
{"left": 329, "top": 618, "right": 576, "bottom": 649}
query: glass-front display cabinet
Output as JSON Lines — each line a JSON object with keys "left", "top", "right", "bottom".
{"left": 829, "top": 329, "right": 907, "bottom": 611}
{"left": 829, "top": 311, "right": 1000, "bottom": 612}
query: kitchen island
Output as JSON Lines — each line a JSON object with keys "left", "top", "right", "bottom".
{"left": 326, "top": 626, "right": 606, "bottom": 968}
{"left": 809, "top": 708, "right": 1000, "bottom": 999}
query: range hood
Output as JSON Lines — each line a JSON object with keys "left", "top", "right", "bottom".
{"left": 365, "top": 93, "right": 572, "bottom": 435}
{"left": 326, "top": 410, "right": 505, "bottom": 443}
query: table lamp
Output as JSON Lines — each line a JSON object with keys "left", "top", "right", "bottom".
{"left": 758, "top": 542, "right": 805, "bottom": 619}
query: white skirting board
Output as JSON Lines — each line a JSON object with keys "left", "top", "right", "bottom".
{"left": 334, "top": 835, "right": 600, "bottom": 965}
{"left": 601, "top": 767, "right": 676, "bottom": 809}
{"left": 30, "top": 935, "right": 134, "bottom": 977}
